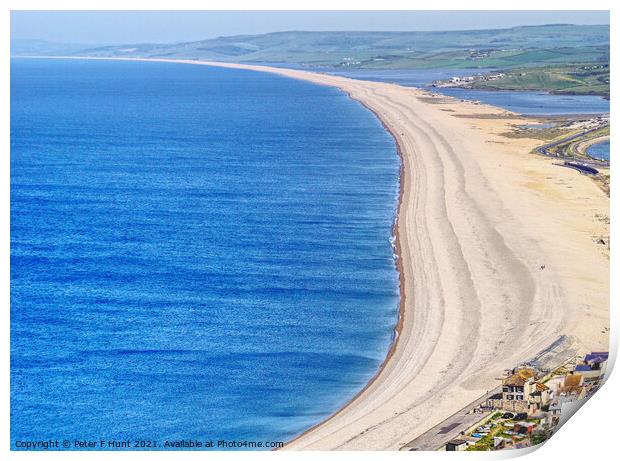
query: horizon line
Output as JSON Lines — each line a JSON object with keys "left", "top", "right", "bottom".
{"left": 11, "top": 22, "right": 610, "bottom": 48}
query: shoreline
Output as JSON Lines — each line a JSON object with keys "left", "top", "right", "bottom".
{"left": 14, "top": 55, "right": 412, "bottom": 447}
{"left": 430, "top": 83, "right": 610, "bottom": 100}
{"left": 14, "top": 56, "right": 610, "bottom": 450}
{"left": 282, "top": 95, "right": 410, "bottom": 448}
{"left": 580, "top": 136, "right": 610, "bottom": 161}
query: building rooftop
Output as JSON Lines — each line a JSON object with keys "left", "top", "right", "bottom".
{"left": 584, "top": 352, "right": 609, "bottom": 363}
{"left": 564, "top": 374, "right": 584, "bottom": 387}
{"left": 503, "top": 368, "right": 537, "bottom": 386}
{"left": 575, "top": 364, "right": 592, "bottom": 372}
{"left": 535, "top": 382, "right": 550, "bottom": 392}
{"left": 504, "top": 375, "right": 527, "bottom": 386}
{"left": 515, "top": 422, "right": 537, "bottom": 428}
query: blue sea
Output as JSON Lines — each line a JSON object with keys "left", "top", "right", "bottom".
{"left": 10, "top": 58, "right": 400, "bottom": 449}
{"left": 330, "top": 69, "right": 610, "bottom": 116}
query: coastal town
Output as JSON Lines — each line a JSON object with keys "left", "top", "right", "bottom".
{"left": 432, "top": 71, "right": 507, "bottom": 87}
{"left": 439, "top": 351, "right": 609, "bottom": 451}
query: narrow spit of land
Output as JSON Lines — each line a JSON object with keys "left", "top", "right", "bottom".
{"left": 19, "top": 56, "right": 610, "bottom": 450}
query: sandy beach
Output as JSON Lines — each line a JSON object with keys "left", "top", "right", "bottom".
{"left": 25, "top": 56, "right": 610, "bottom": 450}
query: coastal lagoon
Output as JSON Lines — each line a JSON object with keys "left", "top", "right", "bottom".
{"left": 436, "top": 87, "right": 610, "bottom": 115}
{"left": 331, "top": 69, "right": 610, "bottom": 116}
{"left": 587, "top": 140, "right": 610, "bottom": 161}
{"left": 10, "top": 58, "right": 400, "bottom": 447}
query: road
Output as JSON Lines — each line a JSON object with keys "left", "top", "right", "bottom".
{"left": 400, "top": 386, "right": 502, "bottom": 451}
{"left": 536, "top": 127, "right": 610, "bottom": 168}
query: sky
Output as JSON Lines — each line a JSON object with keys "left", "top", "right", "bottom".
{"left": 11, "top": 10, "right": 610, "bottom": 45}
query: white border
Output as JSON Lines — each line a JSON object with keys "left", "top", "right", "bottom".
{"left": 2, "top": 2, "right": 616, "bottom": 460}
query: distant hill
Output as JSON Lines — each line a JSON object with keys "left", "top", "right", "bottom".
{"left": 11, "top": 39, "right": 104, "bottom": 56}
{"left": 12, "top": 24, "right": 609, "bottom": 70}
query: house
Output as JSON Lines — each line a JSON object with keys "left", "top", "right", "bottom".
{"left": 557, "top": 373, "right": 586, "bottom": 401}
{"left": 528, "top": 382, "right": 551, "bottom": 412}
{"left": 446, "top": 439, "right": 468, "bottom": 451}
{"left": 574, "top": 364, "right": 602, "bottom": 381}
{"left": 539, "top": 372, "right": 592, "bottom": 436}
{"left": 498, "top": 368, "right": 550, "bottom": 414}
{"left": 514, "top": 421, "right": 537, "bottom": 435}
{"left": 582, "top": 352, "right": 608, "bottom": 378}
{"left": 544, "top": 375, "right": 565, "bottom": 396}
{"left": 501, "top": 369, "right": 531, "bottom": 409}
{"left": 584, "top": 352, "right": 608, "bottom": 366}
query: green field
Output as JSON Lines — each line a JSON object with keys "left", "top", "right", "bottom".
{"left": 13, "top": 24, "right": 609, "bottom": 71}
{"left": 12, "top": 24, "right": 609, "bottom": 95}
{"left": 466, "top": 64, "right": 609, "bottom": 97}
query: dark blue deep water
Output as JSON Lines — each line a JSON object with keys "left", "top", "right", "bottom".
{"left": 10, "top": 58, "right": 400, "bottom": 449}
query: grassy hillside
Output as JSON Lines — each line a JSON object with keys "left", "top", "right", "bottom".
{"left": 12, "top": 24, "right": 609, "bottom": 71}
{"left": 463, "top": 64, "right": 610, "bottom": 97}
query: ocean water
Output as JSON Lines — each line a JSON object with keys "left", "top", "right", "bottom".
{"left": 10, "top": 58, "right": 400, "bottom": 449}
{"left": 586, "top": 140, "right": 610, "bottom": 161}
{"left": 331, "top": 69, "right": 610, "bottom": 116}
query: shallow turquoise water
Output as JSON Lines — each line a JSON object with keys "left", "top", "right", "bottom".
{"left": 10, "top": 58, "right": 400, "bottom": 449}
